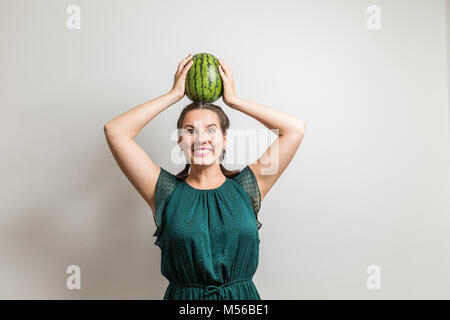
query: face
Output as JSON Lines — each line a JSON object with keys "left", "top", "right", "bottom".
{"left": 178, "top": 109, "right": 226, "bottom": 166}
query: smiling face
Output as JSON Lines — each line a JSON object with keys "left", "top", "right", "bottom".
{"left": 178, "top": 109, "right": 226, "bottom": 166}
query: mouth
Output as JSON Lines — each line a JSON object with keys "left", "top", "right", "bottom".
{"left": 193, "top": 148, "right": 213, "bottom": 157}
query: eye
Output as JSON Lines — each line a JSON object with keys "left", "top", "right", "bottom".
{"left": 187, "top": 129, "right": 194, "bottom": 134}
{"left": 208, "top": 128, "right": 216, "bottom": 133}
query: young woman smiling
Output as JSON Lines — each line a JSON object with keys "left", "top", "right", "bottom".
{"left": 104, "top": 53, "right": 306, "bottom": 300}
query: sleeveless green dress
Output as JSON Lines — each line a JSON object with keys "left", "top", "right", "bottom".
{"left": 152, "top": 165, "right": 262, "bottom": 300}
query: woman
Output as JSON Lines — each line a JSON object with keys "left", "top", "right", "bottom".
{"left": 104, "top": 54, "right": 306, "bottom": 300}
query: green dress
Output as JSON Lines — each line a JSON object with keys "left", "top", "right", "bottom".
{"left": 152, "top": 165, "right": 262, "bottom": 300}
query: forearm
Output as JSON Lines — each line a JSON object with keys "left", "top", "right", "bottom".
{"left": 104, "top": 90, "right": 181, "bottom": 139}
{"left": 229, "top": 97, "right": 305, "bottom": 137}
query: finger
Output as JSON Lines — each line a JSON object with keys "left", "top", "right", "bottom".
{"left": 218, "top": 59, "right": 228, "bottom": 74}
{"left": 218, "top": 58, "right": 227, "bottom": 70}
{"left": 218, "top": 58, "right": 231, "bottom": 70}
{"left": 218, "top": 65, "right": 228, "bottom": 81}
{"left": 182, "top": 60, "right": 193, "bottom": 73}
{"left": 178, "top": 55, "right": 192, "bottom": 73}
{"left": 178, "top": 54, "right": 193, "bottom": 73}
{"left": 224, "top": 63, "right": 232, "bottom": 76}
{"left": 181, "top": 53, "right": 192, "bottom": 63}
{"left": 218, "top": 59, "right": 232, "bottom": 77}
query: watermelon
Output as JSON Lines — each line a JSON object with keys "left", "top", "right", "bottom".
{"left": 185, "top": 53, "right": 223, "bottom": 103}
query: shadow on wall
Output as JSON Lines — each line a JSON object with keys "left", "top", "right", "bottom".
{"left": 0, "top": 136, "right": 167, "bottom": 299}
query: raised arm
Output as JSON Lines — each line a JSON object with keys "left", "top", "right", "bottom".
{"left": 104, "top": 54, "right": 193, "bottom": 213}
{"left": 218, "top": 58, "right": 305, "bottom": 202}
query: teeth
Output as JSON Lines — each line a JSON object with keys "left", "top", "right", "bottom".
{"left": 193, "top": 149, "right": 212, "bottom": 156}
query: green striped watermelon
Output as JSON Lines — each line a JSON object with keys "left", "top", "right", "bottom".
{"left": 185, "top": 53, "right": 223, "bottom": 103}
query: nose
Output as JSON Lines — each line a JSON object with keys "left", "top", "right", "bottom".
{"left": 194, "top": 128, "right": 211, "bottom": 146}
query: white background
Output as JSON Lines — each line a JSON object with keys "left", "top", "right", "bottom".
{"left": 0, "top": 0, "right": 449, "bottom": 299}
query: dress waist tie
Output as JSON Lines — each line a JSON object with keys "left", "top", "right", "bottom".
{"left": 170, "top": 277, "right": 253, "bottom": 299}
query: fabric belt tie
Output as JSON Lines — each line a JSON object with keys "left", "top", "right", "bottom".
{"left": 172, "top": 277, "right": 253, "bottom": 300}
{"left": 205, "top": 284, "right": 228, "bottom": 299}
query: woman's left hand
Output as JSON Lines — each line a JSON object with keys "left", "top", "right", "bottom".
{"left": 218, "top": 58, "right": 239, "bottom": 107}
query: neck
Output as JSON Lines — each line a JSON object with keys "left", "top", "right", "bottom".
{"left": 186, "top": 164, "right": 225, "bottom": 188}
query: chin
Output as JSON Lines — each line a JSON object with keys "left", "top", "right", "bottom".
{"left": 190, "top": 156, "right": 219, "bottom": 166}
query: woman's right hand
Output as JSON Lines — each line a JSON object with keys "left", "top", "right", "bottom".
{"left": 169, "top": 53, "right": 193, "bottom": 100}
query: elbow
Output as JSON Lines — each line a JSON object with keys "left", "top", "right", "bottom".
{"left": 295, "top": 119, "right": 306, "bottom": 135}
{"left": 103, "top": 122, "right": 116, "bottom": 139}
{"left": 103, "top": 123, "right": 133, "bottom": 140}
{"left": 103, "top": 123, "right": 111, "bottom": 136}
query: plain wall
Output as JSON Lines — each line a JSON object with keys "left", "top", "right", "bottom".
{"left": 447, "top": 0, "right": 450, "bottom": 127}
{"left": 1, "top": 0, "right": 449, "bottom": 299}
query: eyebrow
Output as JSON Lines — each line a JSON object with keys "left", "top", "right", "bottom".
{"left": 184, "top": 123, "right": 218, "bottom": 128}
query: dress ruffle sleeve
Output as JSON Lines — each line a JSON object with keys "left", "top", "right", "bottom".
{"left": 152, "top": 167, "right": 178, "bottom": 246}
{"left": 233, "top": 165, "right": 262, "bottom": 230}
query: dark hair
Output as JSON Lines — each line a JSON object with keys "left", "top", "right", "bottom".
{"left": 176, "top": 101, "right": 240, "bottom": 180}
